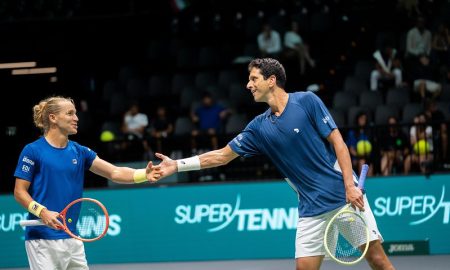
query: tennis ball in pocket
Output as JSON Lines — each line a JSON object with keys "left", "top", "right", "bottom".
{"left": 356, "top": 140, "right": 372, "bottom": 156}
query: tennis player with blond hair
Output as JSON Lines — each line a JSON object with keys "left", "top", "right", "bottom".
{"left": 14, "top": 96, "right": 161, "bottom": 269}
{"left": 155, "top": 58, "right": 395, "bottom": 270}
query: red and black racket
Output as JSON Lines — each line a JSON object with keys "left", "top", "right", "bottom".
{"left": 20, "top": 198, "right": 109, "bottom": 242}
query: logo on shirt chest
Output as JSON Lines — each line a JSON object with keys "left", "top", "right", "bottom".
{"left": 72, "top": 159, "right": 78, "bottom": 165}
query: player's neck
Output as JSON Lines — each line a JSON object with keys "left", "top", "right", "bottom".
{"left": 44, "top": 131, "right": 69, "bottom": 148}
{"left": 268, "top": 89, "right": 289, "bottom": 116}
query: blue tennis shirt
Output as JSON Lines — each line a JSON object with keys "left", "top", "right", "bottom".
{"left": 229, "top": 91, "right": 356, "bottom": 217}
{"left": 14, "top": 137, "right": 97, "bottom": 240}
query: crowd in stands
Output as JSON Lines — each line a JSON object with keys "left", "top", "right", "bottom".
{"left": 2, "top": 1, "right": 449, "bottom": 189}
{"left": 82, "top": 0, "right": 450, "bottom": 183}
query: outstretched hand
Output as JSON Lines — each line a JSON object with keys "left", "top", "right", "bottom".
{"left": 145, "top": 161, "right": 162, "bottom": 183}
{"left": 154, "top": 153, "right": 178, "bottom": 179}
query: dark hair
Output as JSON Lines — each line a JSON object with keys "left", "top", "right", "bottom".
{"left": 354, "top": 111, "right": 368, "bottom": 126}
{"left": 248, "top": 58, "right": 286, "bottom": 88}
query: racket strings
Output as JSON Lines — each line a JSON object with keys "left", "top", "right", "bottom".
{"left": 326, "top": 211, "right": 367, "bottom": 263}
{"left": 66, "top": 201, "right": 108, "bottom": 240}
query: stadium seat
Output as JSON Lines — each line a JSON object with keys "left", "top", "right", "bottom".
{"left": 225, "top": 114, "right": 248, "bottom": 134}
{"left": 343, "top": 76, "right": 369, "bottom": 96}
{"left": 436, "top": 102, "right": 450, "bottom": 120}
{"left": 195, "top": 71, "right": 217, "bottom": 90}
{"left": 148, "top": 74, "right": 171, "bottom": 97}
{"left": 328, "top": 108, "right": 346, "bottom": 127}
{"left": 332, "top": 91, "right": 358, "bottom": 111}
{"left": 218, "top": 69, "right": 239, "bottom": 91}
{"left": 402, "top": 103, "right": 423, "bottom": 124}
{"left": 179, "top": 86, "right": 201, "bottom": 111}
{"left": 353, "top": 59, "right": 373, "bottom": 82}
{"left": 125, "top": 78, "right": 147, "bottom": 100}
{"left": 176, "top": 47, "right": 199, "bottom": 69}
{"left": 359, "top": 91, "right": 383, "bottom": 110}
{"left": 174, "top": 116, "right": 194, "bottom": 136}
{"left": 347, "top": 106, "right": 373, "bottom": 127}
{"left": 385, "top": 87, "right": 410, "bottom": 107}
{"left": 375, "top": 104, "right": 399, "bottom": 125}
{"left": 171, "top": 73, "right": 195, "bottom": 95}
{"left": 198, "top": 47, "right": 221, "bottom": 68}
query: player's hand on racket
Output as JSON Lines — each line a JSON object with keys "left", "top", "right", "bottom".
{"left": 154, "top": 153, "right": 177, "bottom": 178}
{"left": 39, "top": 209, "right": 64, "bottom": 230}
{"left": 346, "top": 185, "right": 365, "bottom": 212}
{"left": 347, "top": 164, "right": 369, "bottom": 212}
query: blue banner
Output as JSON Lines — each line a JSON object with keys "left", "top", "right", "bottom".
{"left": 1, "top": 174, "right": 449, "bottom": 268}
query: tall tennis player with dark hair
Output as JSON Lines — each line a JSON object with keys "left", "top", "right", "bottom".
{"left": 14, "top": 96, "right": 161, "bottom": 270}
{"left": 155, "top": 58, "right": 395, "bottom": 270}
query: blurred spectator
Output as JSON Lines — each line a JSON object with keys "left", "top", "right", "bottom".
{"left": 147, "top": 105, "right": 174, "bottom": 154}
{"left": 424, "top": 100, "right": 448, "bottom": 162}
{"left": 191, "top": 92, "right": 230, "bottom": 152}
{"left": 121, "top": 101, "right": 150, "bottom": 160}
{"left": 257, "top": 22, "right": 282, "bottom": 59}
{"left": 410, "top": 55, "right": 442, "bottom": 100}
{"left": 379, "top": 116, "right": 409, "bottom": 175}
{"left": 430, "top": 22, "right": 450, "bottom": 68}
{"left": 396, "top": 0, "right": 421, "bottom": 19}
{"left": 283, "top": 20, "right": 315, "bottom": 75}
{"left": 404, "top": 112, "right": 434, "bottom": 174}
{"left": 406, "top": 16, "right": 432, "bottom": 60}
{"left": 346, "top": 112, "right": 375, "bottom": 176}
{"left": 370, "top": 43, "right": 403, "bottom": 91}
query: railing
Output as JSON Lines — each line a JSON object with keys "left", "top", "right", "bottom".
{"left": 97, "top": 121, "right": 450, "bottom": 182}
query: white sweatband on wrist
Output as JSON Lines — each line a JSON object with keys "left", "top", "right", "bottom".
{"left": 28, "top": 201, "right": 46, "bottom": 218}
{"left": 133, "top": 169, "right": 147, "bottom": 183}
{"left": 177, "top": 155, "right": 201, "bottom": 172}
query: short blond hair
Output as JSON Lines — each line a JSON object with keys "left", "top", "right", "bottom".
{"left": 33, "top": 96, "right": 74, "bottom": 133}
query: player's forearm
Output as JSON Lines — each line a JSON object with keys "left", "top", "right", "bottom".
{"left": 328, "top": 130, "right": 355, "bottom": 188}
{"left": 109, "top": 167, "right": 136, "bottom": 184}
{"left": 335, "top": 145, "right": 355, "bottom": 189}
{"left": 198, "top": 149, "right": 233, "bottom": 169}
{"left": 14, "top": 187, "right": 33, "bottom": 210}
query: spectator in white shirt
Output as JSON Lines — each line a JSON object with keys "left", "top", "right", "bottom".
{"left": 370, "top": 44, "right": 403, "bottom": 91}
{"left": 283, "top": 21, "right": 315, "bottom": 75}
{"left": 406, "top": 16, "right": 432, "bottom": 60}
{"left": 121, "top": 101, "right": 151, "bottom": 160}
{"left": 257, "top": 23, "right": 281, "bottom": 59}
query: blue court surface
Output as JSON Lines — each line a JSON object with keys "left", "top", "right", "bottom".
{"left": 4, "top": 255, "right": 450, "bottom": 270}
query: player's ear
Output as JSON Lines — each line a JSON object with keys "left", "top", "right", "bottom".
{"left": 49, "top": 113, "right": 57, "bottom": 122}
{"left": 268, "top": 75, "right": 276, "bottom": 87}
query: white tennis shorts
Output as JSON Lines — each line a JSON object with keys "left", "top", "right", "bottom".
{"left": 295, "top": 195, "right": 383, "bottom": 258}
{"left": 25, "top": 238, "right": 89, "bottom": 270}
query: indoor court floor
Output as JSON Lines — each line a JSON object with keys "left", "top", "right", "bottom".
{"left": 4, "top": 255, "right": 450, "bottom": 270}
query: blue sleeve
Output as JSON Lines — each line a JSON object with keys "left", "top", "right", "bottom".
{"left": 14, "top": 144, "right": 38, "bottom": 182}
{"left": 303, "top": 92, "right": 337, "bottom": 138}
{"left": 228, "top": 119, "right": 262, "bottom": 157}
{"left": 80, "top": 145, "right": 97, "bottom": 170}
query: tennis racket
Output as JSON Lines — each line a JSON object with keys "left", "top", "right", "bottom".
{"left": 20, "top": 197, "right": 109, "bottom": 242}
{"left": 324, "top": 164, "right": 370, "bottom": 265}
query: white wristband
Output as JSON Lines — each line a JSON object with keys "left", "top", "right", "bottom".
{"left": 177, "top": 156, "right": 201, "bottom": 172}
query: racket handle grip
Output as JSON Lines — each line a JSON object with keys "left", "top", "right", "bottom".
{"left": 358, "top": 164, "right": 369, "bottom": 190}
{"left": 20, "top": 219, "right": 45, "bottom": 227}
